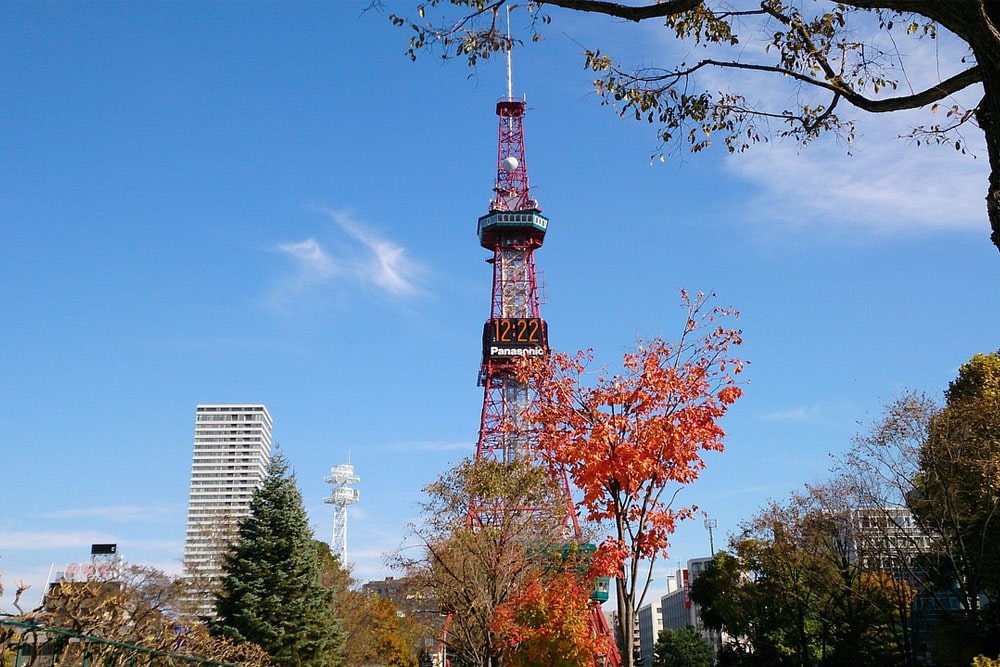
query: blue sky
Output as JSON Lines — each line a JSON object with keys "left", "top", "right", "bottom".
{"left": 2, "top": 2, "right": 999, "bottom": 612}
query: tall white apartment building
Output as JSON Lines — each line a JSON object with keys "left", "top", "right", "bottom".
{"left": 637, "top": 600, "right": 664, "bottom": 667}
{"left": 182, "top": 404, "right": 272, "bottom": 616}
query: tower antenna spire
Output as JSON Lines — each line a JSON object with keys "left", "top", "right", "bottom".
{"left": 505, "top": 3, "right": 513, "bottom": 100}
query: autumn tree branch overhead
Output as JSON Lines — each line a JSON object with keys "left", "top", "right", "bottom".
{"left": 389, "top": 0, "right": 1000, "bottom": 255}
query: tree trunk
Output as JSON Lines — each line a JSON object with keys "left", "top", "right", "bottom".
{"left": 976, "top": 5, "right": 1000, "bottom": 253}
{"left": 615, "top": 577, "right": 635, "bottom": 667}
{"left": 979, "top": 83, "right": 1000, "bottom": 253}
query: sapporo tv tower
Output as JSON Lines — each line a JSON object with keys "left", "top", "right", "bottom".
{"left": 471, "top": 51, "right": 571, "bottom": 525}
{"left": 469, "top": 42, "right": 621, "bottom": 667}
{"left": 473, "top": 89, "right": 549, "bottom": 470}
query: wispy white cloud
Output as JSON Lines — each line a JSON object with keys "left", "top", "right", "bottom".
{"left": 0, "top": 530, "right": 182, "bottom": 552}
{"left": 277, "top": 238, "right": 339, "bottom": 282}
{"left": 30, "top": 505, "right": 178, "bottom": 523}
{"left": 138, "top": 559, "right": 184, "bottom": 578}
{"left": 618, "top": 10, "right": 988, "bottom": 238}
{"left": 268, "top": 238, "right": 342, "bottom": 312}
{"left": 727, "top": 119, "right": 987, "bottom": 236}
{"left": 706, "top": 29, "right": 988, "bottom": 236}
{"left": 323, "top": 210, "right": 425, "bottom": 297}
{"left": 0, "top": 530, "right": 117, "bottom": 550}
{"left": 268, "top": 209, "right": 428, "bottom": 312}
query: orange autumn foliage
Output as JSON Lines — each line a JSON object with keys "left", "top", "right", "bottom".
{"left": 515, "top": 290, "right": 744, "bottom": 667}
{"left": 491, "top": 571, "right": 606, "bottom": 667}
{"left": 518, "top": 290, "right": 745, "bottom": 567}
{"left": 588, "top": 539, "right": 628, "bottom": 579}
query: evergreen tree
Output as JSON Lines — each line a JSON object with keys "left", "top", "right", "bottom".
{"left": 213, "top": 452, "right": 343, "bottom": 667}
{"left": 652, "top": 627, "right": 713, "bottom": 667}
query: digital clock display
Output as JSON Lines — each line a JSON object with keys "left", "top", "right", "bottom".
{"left": 483, "top": 318, "right": 548, "bottom": 361}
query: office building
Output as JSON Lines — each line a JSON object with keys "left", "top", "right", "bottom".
{"left": 637, "top": 600, "right": 664, "bottom": 667}
{"left": 182, "top": 404, "right": 272, "bottom": 616}
{"left": 656, "top": 558, "right": 724, "bottom": 655}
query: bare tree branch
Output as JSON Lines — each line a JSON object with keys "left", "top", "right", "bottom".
{"left": 540, "top": 0, "right": 702, "bottom": 22}
{"left": 621, "top": 57, "right": 981, "bottom": 115}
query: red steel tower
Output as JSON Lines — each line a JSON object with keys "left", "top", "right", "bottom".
{"left": 474, "top": 94, "right": 548, "bottom": 471}
{"left": 471, "top": 93, "right": 621, "bottom": 667}
{"left": 472, "top": 11, "right": 549, "bottom": 483}
{"left": 473, "top": 95, "right": 579, "bottom": 532}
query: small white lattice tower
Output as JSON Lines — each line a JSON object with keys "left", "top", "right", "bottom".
{"left": 324, "top": 463, "right": 360, "bottom": 563}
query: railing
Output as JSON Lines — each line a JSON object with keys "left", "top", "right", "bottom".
{"left": 0, "top": 619, "right": 242, "bottom": 667}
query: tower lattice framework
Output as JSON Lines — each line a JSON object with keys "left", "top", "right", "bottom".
{"left": 471, "top": 95, "right": 621, "bottom": 666}
{"left": 324, "top": 464, "right": 359, "bottom": 563}
{"left": 472, "top": 96, "right": 577, "bottom": 530}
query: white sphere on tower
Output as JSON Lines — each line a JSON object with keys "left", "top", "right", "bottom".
{"left": 501, "top": 156, "right": 519, "bottom": 171}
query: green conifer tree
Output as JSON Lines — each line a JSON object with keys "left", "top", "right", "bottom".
{"left": 653, "top": 627, "right": 713, "bottom": 667}
{"left": 213, "top": 452, "right": 343, "bottom": 667}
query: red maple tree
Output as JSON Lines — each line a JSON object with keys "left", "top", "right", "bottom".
{"left": 491, "top": 569, "right": 607, "bottom": 667}
{"left": 517, "top": 290, "right": 745, "bottom": 667}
